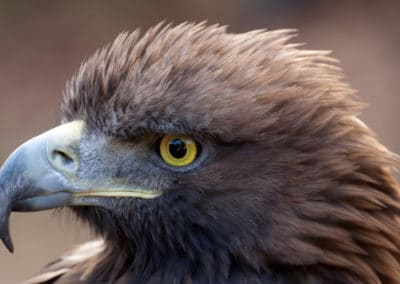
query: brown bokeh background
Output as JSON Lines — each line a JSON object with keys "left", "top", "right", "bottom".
{"left": 0, "top": 1, "right": 399, "bottom": 283}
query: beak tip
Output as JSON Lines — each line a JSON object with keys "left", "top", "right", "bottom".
{"left": 0, "top": 217, "right": 14, "bottom": 252}
{"left": 0, "top": 198, "right": 14, "bottom": 253}
{"left": 1, "top": 233, "right": 14, "bottom": 253}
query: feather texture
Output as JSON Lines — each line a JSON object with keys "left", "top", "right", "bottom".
{"left": 19, "top": 22, "right": 400, "bottom": 283}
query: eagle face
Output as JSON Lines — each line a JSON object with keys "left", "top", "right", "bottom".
{"left": 1, "top": 23, "right": 400, "bottom": 283}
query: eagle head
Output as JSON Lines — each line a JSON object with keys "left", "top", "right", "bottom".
{"left": 0, "top": 23, "right": 399, "bottom": 283}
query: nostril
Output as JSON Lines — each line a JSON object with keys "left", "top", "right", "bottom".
{"left": 51, "top": 150, "right": 76, "bottom": 171}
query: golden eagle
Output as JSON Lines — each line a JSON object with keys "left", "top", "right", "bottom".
{"left": 0, "top": 23, "right": 399, "bottom": 283}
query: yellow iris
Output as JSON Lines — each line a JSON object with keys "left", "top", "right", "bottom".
{"left": 159, "top": 135, "right": 198, "bottom": 167}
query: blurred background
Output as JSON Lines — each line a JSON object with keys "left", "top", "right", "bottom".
{"left": 0, "top": 0, "right": 399, "bottom": 282}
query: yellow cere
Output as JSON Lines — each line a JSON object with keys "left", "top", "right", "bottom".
{"left": 74, "top": 189, "right": 162, "bottom": 199}
{"left": 160, "top": 135, "right": 198, "bottom": 167}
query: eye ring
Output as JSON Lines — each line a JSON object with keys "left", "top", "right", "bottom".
{"left": 159, "top": 135, "right": 198, "bottom": 167}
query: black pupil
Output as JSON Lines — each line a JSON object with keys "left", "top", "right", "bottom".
{"left": 169, "top": 139, "right": 187, "bottom": 159}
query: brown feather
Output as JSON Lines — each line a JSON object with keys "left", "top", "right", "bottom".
{"left": 21, "top": 22, "right": 400, "bottom": 283}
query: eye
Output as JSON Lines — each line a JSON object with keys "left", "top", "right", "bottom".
{"left": 159, "top": 135, "right": 198, "bottom": 167}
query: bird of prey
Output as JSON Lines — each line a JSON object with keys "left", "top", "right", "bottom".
{"left": 0, "top": 23, "right": 399, "bottom": 284}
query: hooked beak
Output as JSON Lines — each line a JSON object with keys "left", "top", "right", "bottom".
{"left": 0, "top": 121, "right": 161, "bottom": 252}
